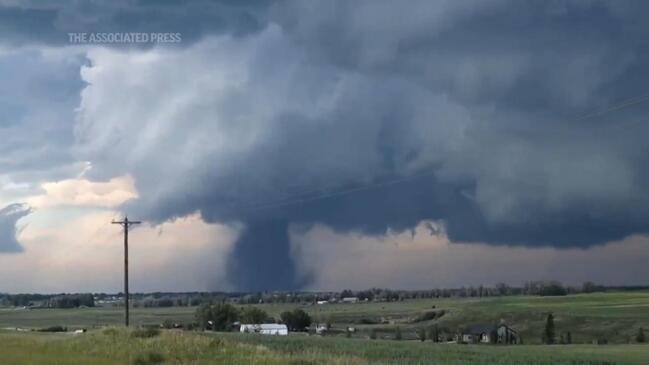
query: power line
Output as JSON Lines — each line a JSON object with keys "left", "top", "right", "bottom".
{"left": 574, "top": 93, "right": 649, "bottom": 123}
{"left": 194, "top": 92, "right": 649, "bottom": 215}
{"left": 227, "top": 169, "right": 437, "bottom": 212}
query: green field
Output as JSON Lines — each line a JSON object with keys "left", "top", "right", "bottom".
{"left": 1, "top": 329, "right": 648, "bottom": 365}
{"left": 1, "top": 292, "right": 648, "bottom": 364}
{"left": 242, "top": 291, "right": 649, "bottom": 344}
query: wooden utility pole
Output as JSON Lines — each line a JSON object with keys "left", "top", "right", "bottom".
{"left": 112, "top": 216, "right": 141, "bottom": 326}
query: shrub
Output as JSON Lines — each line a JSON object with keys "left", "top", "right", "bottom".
{"left": 131, "top": 327, "right": 161, "bottom": 338}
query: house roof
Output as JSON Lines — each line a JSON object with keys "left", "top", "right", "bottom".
{"left": 466, "top": 324, "right": 497, "bottom": 335}
{"left": 464, "top": 323, "right": 517, "bottom": 335}
{"left": 259, "top": 324, "right": 287, "bottom": 330}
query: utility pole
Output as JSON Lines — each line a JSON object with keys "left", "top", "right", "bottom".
{"left": 112, "top": 216, "right": 141, "bottom": 326}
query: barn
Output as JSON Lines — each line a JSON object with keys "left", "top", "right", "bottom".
{"left": 240, "top": 323, "right": 288, "bottom": 336}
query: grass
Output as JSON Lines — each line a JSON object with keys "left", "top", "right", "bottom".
{"left": 237, "top": 291, "right": 649, "bottom": 344}
{"left": 2, "top": 292, "right": 649, "bottom": 344}
{"left": 1, "top": 290, "right": 648, "bottom": 365}
{"left": 0, "top": 306, "right": 195, "bottom": 329}
{"left": 1, "top": 328, "right": 648, "bottom": 365}
{"left": 0, "top": 329, "right": 363, "bottom": 365}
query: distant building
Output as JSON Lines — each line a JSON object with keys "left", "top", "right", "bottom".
{"left": 341, "top": 297, "right": 359, "bottom": 304}
{"left": 315, "top": 324, "right": 328, "bottom": 335}
{"left": 459, "top": 324, "right": 518, "bottom": 344}
{"left": 240, "top": 323, "right": 288, "bottom": 336}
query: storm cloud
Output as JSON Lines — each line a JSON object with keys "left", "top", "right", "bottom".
{"left": 3, "top": 1, "right": 649, "bottom": 290}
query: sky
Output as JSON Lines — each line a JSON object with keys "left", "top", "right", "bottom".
{"left": 1, "top": 0, "right": 649, "bottom": 293}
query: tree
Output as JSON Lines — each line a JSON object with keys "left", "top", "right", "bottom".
{"left": 427, "top": 324, "right": 439, "bottom": 343}
{"left": 340, "top": 289, "right": 354, "bottom": 298}
{"left": 543, "top": 313, "right": 555, "bottom": 344}
{"left": 417, "top": 327, "right": 426, "bottom": 342}
{"left": 195, "top": 302, "right": 239, "bottom": 331}
{"left": 280, "top": 309, "right": 312, "bottom": 332}
{"left": 581, "top": 281, "right": 602, "bottom": 293}
{"left": 240, "top": 307, "right": 269, "bottom": 324}
{"left": 539, "top": 282, "right": 567, "bottom": 296}
{"left": 637, "top": 328, "right": 645, "bottom": 343}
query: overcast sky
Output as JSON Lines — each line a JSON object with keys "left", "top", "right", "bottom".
{"left": 1, "top": 0, "right": 649, "bottom": 293}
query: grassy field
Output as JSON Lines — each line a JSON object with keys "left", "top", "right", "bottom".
{"left": 1, "top": 328, "right": 648, "bottom": 365}
{"left": 2, "top": 292, "right": 648, "bottom": 344}
{"left": 238, "top": 291, "right": 649, "bottom": 344}
{"left": 0, "top": 306, "right": 195, "bottom": 329}
{"left": 1, "top": 291, "right": 648, "bottom": 364}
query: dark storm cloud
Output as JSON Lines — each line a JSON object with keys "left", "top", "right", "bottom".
{"left": 0, "top": 0, "right": 273, "bottom": 47}
{"left": 0, "top": 203, "right": 30, "bottom": 252}
{"left": 70, "top": 1, "right": 649, "bottom": 289}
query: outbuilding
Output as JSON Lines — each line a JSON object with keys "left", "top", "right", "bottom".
{"left": 240, "top": 323, "right": 288, "bottom": 336}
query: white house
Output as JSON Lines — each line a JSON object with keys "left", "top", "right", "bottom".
{"left": 341, "top": 297, "right": 359, "bottom": 304}
{"left": 240, "top": 323, "right": 288, "bottom": 336}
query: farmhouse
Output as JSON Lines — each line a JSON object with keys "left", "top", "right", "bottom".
{"left": 459, "top": 323, "right": 518, "bottom": 344}
{"left": 341, "top": 297, "right": 359, "bottom": 304}
{"left": 240, "top": 323, "right": 288, "bottom": 336}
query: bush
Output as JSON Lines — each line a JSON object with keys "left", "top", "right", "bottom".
{"left": 132, "top": 350, "right": 165, "bottom": 365}
{"left": 38, "top": 325, "right": 67, "bottom": 332}
{"left": 131, "top": 327, "right": 161, "bottom": 338}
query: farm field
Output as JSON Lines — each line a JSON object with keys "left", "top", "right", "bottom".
{"left": 1, "top": 291, "right": 649, "bottom": 364}
{"left": 1, "top": 328, "right": 648, "bottom": 365}
{"left": 2, "top": 291, "right": 649, "bottom": 344}
{"left": 240, "top": 291, "right": 649, "bottom": 344}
